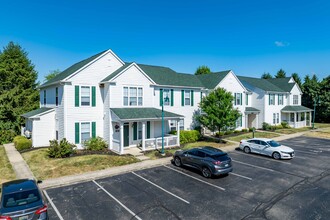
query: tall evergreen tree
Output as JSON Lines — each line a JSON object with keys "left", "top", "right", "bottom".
{"left": 261, "top": 72, "right": 273, "bottom": 79}
{"left": 302, "top": 74, "right": 320, "bottom": 121}
{"left": 195, "top": 65, "right": 211, "bottom": 75}
{"left": 44, "top": 69, "right": 61, "bottom": 82}
{"left": 0, "top": 42, "right": 39, "bottom": 136}
{"left": 291, "top": 73, "right": 302, "bottom": 88}
{"left": 318, "top": 76, "right": 330, "bottom": 122}
{"left": 275, "top": 69, "right": 286, "bottom": 78}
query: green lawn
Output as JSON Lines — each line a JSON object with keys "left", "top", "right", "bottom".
{"left": 225, "top": 131, "right": 280, "bottom": 142}
{"left": 314, "top": 123, "right": 330, "bottom": 128}
{"left": 274, "top": 127, "right": 312, "bottom": 134}
{"left": 0, "top": 146, "right": 16, "bottom": 184}
{"left": 144, "top": 141, "right": 233, "bottom": 160}
{"left": 22, "top": 148, "right": 140, "bottom": 180}
{"left": 304, "top": 127, "right": 330, "bottom": 139}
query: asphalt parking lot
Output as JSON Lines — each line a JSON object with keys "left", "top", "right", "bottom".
{"left": 45, "top": 136, "right": 330, "bottom": 220}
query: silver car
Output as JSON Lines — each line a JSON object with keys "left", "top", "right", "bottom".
{"left": 239, "top": 138, "right": 294, "bottom": 159}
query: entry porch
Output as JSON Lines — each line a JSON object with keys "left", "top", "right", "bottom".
{"left": 281, "top": 105, "right": 313, "bottom": 128}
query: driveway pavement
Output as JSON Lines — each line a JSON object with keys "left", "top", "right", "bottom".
{"left": 44, "top": 136, "right": 330, "bottom": 220}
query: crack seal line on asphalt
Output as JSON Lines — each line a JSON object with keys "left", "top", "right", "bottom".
{"left": 43, "top": 190, "right": 64, "bottom": 220}
{"left": 164, "top": 165, "right": 226, "bottom": 191}
{"left": 131, "top": 172, "right": 190, "bottom": 204}
{"left": 92, "top": 180, "right": 142, "bottom": 220}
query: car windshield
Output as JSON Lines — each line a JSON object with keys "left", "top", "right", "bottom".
{"left": 3, "top": 189, "right": 40, "bottom": 208}
{"left": 267, "top": 140, "right": 281, "bottom": 147}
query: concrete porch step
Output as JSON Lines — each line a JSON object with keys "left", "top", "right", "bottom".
{"left": 135, "top": 155, "right": 150, "bottom": 161}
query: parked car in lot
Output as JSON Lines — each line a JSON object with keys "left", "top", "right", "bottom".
{"left": 173, "top": 146, "right": 233, "bottom": 178}
{"left": 0, "top": 179, "right": 48, "bottom": 220}
{"left": 239, "top": 138, "right": 294, "bottom": 160}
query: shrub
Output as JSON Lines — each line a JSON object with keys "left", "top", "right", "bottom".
{"left": 216, "top": 131, "right": 225, "bottom": 137}
{"left": 234, "top": 130, "right": 240, "bottom": 133}
{"left": 180, "top": 130, "right": 201, "bottom": 145}
{"left": 262, "top": 122, "right": 271, "bottom": 131}
{"left": 281, "top": 121, "right": 290, "bottom": 128}
{"left": 0, "top": 130, "right": 16, "bottom": 144}
{"left": 241, "top": 128, "right": 248, "bottom": 132}
{"left": 14, "top": 136, "right": 32, "bottom": 151}
{"left": 169, "top": 130, "right": 177, "bottom": 135}
{"left": 224, "top": 130, "right": 233, "bottom": 135}
{"left": 276, "top": 124, "right": 283, "bottom": 129}
{"left": 48, "top": 138, "right": 76, "bottom": 158}
{"left": 248, "top": 127, "right": 254, "bottom": 132}
{"left": 84, "top": 137, "right": 108, "bottom": 151}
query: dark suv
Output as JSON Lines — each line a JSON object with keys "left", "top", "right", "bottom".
{"left": 173, "top": 146, "right": 233, "bottom": 178}
{"left": 0, "top": 179, "right": 48, "bottom": 220}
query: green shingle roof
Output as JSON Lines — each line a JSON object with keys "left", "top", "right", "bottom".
{"left": 196, "top": 71, "right": 231, "bottom": 89}
{"left": 266, "top": 77, "right": 295, "bottom": 92}
{"left": 238, "top": 76, "right": 286, "bottom": 92}
{"left": 245, "top": 107, "right": 260, "bottom": 112}
{"left": 111, "top": 108, "right": 183, "bottom": 121}
{"left": 101, "top": 62, "right": 132, "bottom": 82}
{"left": 281, "top": 105, "right": 313, "bottom": 112}
{"left": 21, "top": 107, "right": 54, "bottom": 118}
{"left": 40, "top": 50, "right": 108, "bottom": 88}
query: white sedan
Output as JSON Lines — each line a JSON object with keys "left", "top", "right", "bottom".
{"left": 239, "top": 138, "right": 294, "bottom": 160}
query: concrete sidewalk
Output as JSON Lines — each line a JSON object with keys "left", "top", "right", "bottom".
{"left": 3, "top": 143, "right": 35, "bottom": 179}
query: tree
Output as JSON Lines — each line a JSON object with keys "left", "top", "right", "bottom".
{"left": 291, "top": 73, "right": 302, "bottom": 88}
{"left": 195, "top": 65, "right": 211, "bottom": 75}
{"left": 0, "top": 42, "right": 39, "bottom": 139}
{"left": 318, "top": 76, "right": 330, "bottom": 122}
{"left": 261, "top": 72, "right": 273, "bottom": 79}
{"left": 44, "top": 69, "right": 61, "bottom": 82}
{"left": 302, "top": 74, "right": 320, "bottom": 121}
{"left": 198, "top": 88, "right": 240, "bottom": 141}
{"left": 275, "top": 69, "right": 286, "bottom": 78}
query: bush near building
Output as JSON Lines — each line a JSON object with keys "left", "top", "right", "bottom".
{"left": 13, "top": 136, "right": 32, "bottom": 151}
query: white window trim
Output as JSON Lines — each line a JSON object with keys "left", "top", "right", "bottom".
{"left": 235, "top": 93, "right": 242, "bottom": 106}
{"left": 184, "top": 90, "right": 191, "bottom": 106}
{"left": 163, "top": 89, "right": 171, "bottom": 106}
{"left": 123, "top": 86, "right": 143, "bottom": 107}
{"left": 278, "top": 94, "right": 283, "bottom": 105}
{"left": 80, "top": 85, "right": 92, "bottom": 107}
{"left": 269, "top": 94, "right": 275, "bottom": 105}
{"left": 80, "top": 121, "right": 92, "bottom": 144}
{"left": 293, "top": 95, "right": 299, "bottom": 105}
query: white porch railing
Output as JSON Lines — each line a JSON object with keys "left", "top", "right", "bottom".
{"left": 144, "top": 135, "right": 178, "bottom": 151}
{"left": 112, "top": 139, "right": 120, "bottom": 153}
{"left": 288, "top": 121, "right": 306, "bottom": 128}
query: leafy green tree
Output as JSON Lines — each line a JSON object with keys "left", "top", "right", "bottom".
{"left": 261, "top": 72, "right": 273, "bottom": 79}
{"left": 302, "top": 74, "right": 320, "bottom": 121}
{"left": 317, "top": 76, "right": 330, "bottom": 122}
{"left": 0, "top": 42, "right": 39, "bottom": 139}
{"left": 291, "top": 73, "right": 302, "bottom": 88}
{"left": 275, "top": 69, "right": 286, "bottom": 78}
{"left": 44, "top": 69, "right": 61, "bottom": 82}
{"left": 198, "top": 88, "right": 240, "bottom": 141}
{"left": 195, "top": 65, "right": 211, "bottom": 75}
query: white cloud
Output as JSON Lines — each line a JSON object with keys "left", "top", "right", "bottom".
{"left": 275, "top": 41, "right": 290, "bottom": 47}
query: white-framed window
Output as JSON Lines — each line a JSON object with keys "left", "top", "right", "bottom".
{"left": 235, "top": 93, "right": 242, "bottom": 105}
{"left": 179, "top": 119, "right": 184, "bottom": 130}
{"left": 163, "top": 89, "right": 171, "bottom": 106}
{"left": 236, "top": 116, "right": 242, "bottom": 128}
{"left": 169, "top": 120, "right": 176, "bottom": 131}
{"left": 278, "top": 94, "right": 283, "bottom": 105}
{"left": 269, "top": 94, "right": 275, "bottom": 105}
{"left": 81, "top": 86, "right": 91, "bottom": 106}
{"left": 184, "top": 90, "right": 190, "bottom": 106}
{"left": 273, "top": 113, "right": 276, "bottom": 124}
{"left": 277, "top": 113, "right": 279, "bottom": 123}
{"left": 43, "top": 90, "right": 46, "bottom": 105}
{"left": 293, "top": 95, "right": 298, "bottom": 105}
{"left": 81, "top": 122, "right": 91, "bottom": 143}
{"left": 245, "top": 94, "right": 249, "bottom": 105}
{"left": 123, "top": 86, "right": 143, "bottom": 106}
{"left": 55, "top": 87, "right": 59, "bottom": 106}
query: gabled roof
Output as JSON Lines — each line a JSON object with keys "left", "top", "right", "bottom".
{"left": 281, "top": 105, "right": 313, "bottom": 112}
{"left": 196, "top": 71, "right": 231, "bottom": 89}
{"left": 266, "top": 77, "right": 295, "bottom": 92}
{"left": 111, "top": 108, "right": 184, "bottom": 121}
{"left": 40, "top": 50, "right": 108, "bottom": 88}
{"left": 237, "top": 76, "right": 286, "bottom": 92}
{"left": 21, "top": 107, "right": 54, "bottom": 118}
{"left": 245, "top": 107, "right": 260, "bottom": 112}
{"left": 101, "top": 62, "right": 133, "bottom": 82}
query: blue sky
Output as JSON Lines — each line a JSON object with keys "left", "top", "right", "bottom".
{"left": 1, "top": 0, "right": 329, "bottom": 83}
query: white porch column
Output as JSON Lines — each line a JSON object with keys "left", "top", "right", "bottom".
{"left": 177, "top": 120, "right": 180, "bottom": 146}
{"left": 245, "top": 114, "right": 248, "bottom": 129}
{"left": 304, "top": 112, "right": 307, "bottom": 126}
{"left": 256, "top": 113, "right": 259, "bottom": 129}
{"left": 309, "top": 111, "right": 312, "bottom": 126}
{"left": 142, "top": 121, "right": 146, "bottom": 151}
{"left": 120, "top": 123, "right": 124, "bottom": 154}
{"left": 294, "top": 112, "right": 297, "bottom": 128}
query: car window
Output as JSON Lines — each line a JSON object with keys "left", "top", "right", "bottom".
{"left": 248, "top": 140, "right": 259, "bottom": 144}
{"left": 196, "top": 151, "right": 206, "bottom": 158}
{"left": 267, "top": 140, "right": 281, "bottom": 147}
{"left": 211, "top": 153, "right": 230, "bottom": 161}
{"left": 187, "top": 150, "right": 198, "bottom": 156}
{"left": 3, "top": 189, "right": 40, "bottom": 208}
{"left": 260, "top": 141, "right": 268, "bottom": 146}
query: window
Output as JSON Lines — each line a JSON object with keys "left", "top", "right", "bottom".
{"left": 169, "top": 120, "right": 176, "bottom": 131}
{"left": 81, "top": 86, "right": 91, "bottom": 106}
{"left": 138, "top": 122, "right": 142, "bottom": 140}
{"left": 277, "top": 113, "right": 280, "bottom": 123}
{"left": 123, "top": 87, "right": 143, "bottom": 106}
{"left": 235, "top": 93, "right": 242, "bottom": 105}
{"left": 246, "top": 94, "right": 249, "bottom": 105}
{"left": 184, "top": 90, "right": 191, "bottom": 105}
{"left": 236, "top": 116, "right": 242, "bottom": 128}
{"left": 43, "top": 90, "right": 46, "bottom": 105}
{"left": 163, "top": 89, "right": 170, "bottom": 106}
{"left": 179, "top": 119, "right": 184, "bottom": 130}
{"left": 56, "top": 130, "right": 58, "bottom": 140}
{"left": 290, "top": 113, "right": 294, "bottom": 122}
{"left": 81, "top": 122, "right": 91, "bottom": 143}
{"left": 293, "top": 95, "right": 298, "bottom": 105}
{"left": 269, "top": 94, "right": 275, "bottom": 105}
{"left": 273, "top": 113, "right": 276, "bottom": 124}
{"left": 56, "top": 87, "right": 58, "bottom": 106}
{"left": 278, "top": 94, "right": 283, "bottom": 105}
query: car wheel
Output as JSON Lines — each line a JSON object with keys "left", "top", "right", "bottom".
{"left": 202, "top": 167, "right": 212, "bottom": 178}
{"left": 272, "top": 152, "right": 281, "bottom": 160}
{"left": 243, "top": 146, "right": 251, "bottom": 154}
{"left": 174, "top": 157, "right": 182, "bottom": 167}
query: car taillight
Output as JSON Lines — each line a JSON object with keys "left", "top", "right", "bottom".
{"left": 35, "top": 205, "right": 48, "bottom": 215}
{"left": 213, "top": 161, "right": 221, "bottom": 165}
{"left": 0, "top": 216, "right": 12, "bottom": 220}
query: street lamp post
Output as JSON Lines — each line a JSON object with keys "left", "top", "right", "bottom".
{"left": 312, "top": 95, "right": 320, "bottom": 129}
{"left": 161, "top": 95, "right": 169, "bottom": 155}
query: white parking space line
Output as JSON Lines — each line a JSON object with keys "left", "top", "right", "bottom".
{"left": 293, "top": 149, "right": 318, "bottom": 155}
{"left": 93, "top": 180, "right": 142, "bottom": 220}
{"left": 164, "top": 165, "right": 226, "bottom": 191}
{"left": 232, "top": 160, "right": 275, "bottom": 172}
{"left": 131, "top": 172, "right": 190, "bottom": 204}
{"left": 231, "top": 152, "right": 292, "bottom": 164}
{"left": 230, "top": 172, "right": 253, "bottom": 180}
{"left": 294, "top": 156, "right": 307, "bottom": 159}
{"left": 43, "top": 190, "right": 64, "bottom": 220}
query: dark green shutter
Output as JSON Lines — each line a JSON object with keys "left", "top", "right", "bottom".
{"left": 234, "top": 93, "right": 237, "bottom": 105}
{"left": 191, "top": 90, "right": 194, "bottom": 106}
{"left": 147, "top": 121, "right": 150, "bottom": 138}
{"left": 181, "top": 90, "right": 184, "bottom": 106}
{"left": 171, "top": 89, "right": 174, "bottom": 106}
{"left": 75, "top": 122, "right": 80, "bottom": 144}
{"left": 240, "top": 93, "right": 242, "bottom": 105}
{"left": 241, "top": 116, "right": 242, "bottom": 126}
{"left": 75, "top": 86, "right": 79, "bottom": 107}
{"left": 269, "top": 94, "right": 271, "bottom": 105}
{"left": 160, "top": 89, "right": 163, "bottom": 106}
{"left": 92, "top": 122, "right": 96, "bottom": 138}
{"left": 133, "top": 122, "right": 137, "bottom": 140}
{"left": 200, "top": 92, "right": 202, "bottom": 102}
{"left": 246, "top": 94, "right": 248, "bottom": 105}
{"left": 92, "top": 86, "right": 96, "bottom": 107}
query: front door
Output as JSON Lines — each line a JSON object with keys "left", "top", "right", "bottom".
{"left": 124, "top": 124, "right": 129, "bottom": 147}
